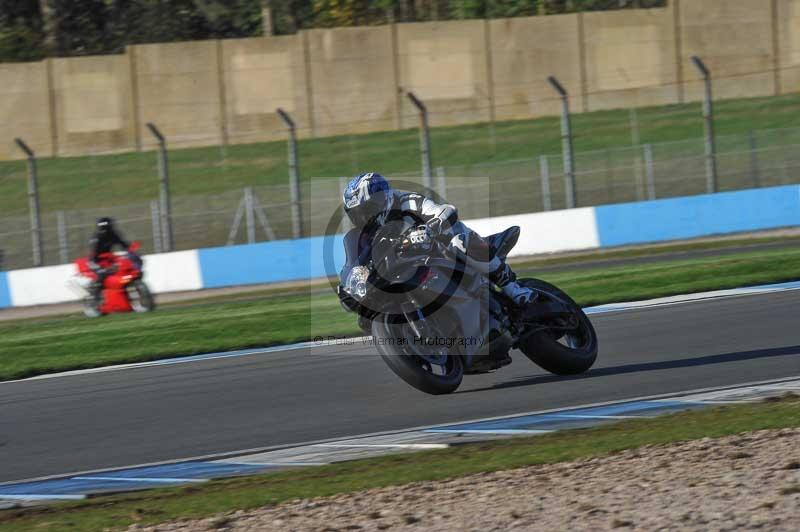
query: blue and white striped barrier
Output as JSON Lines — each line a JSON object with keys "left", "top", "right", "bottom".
{"left": 1, "top": 184, "right": 798, "bottom": 309}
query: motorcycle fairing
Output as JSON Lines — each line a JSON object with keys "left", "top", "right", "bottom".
{"left": 413, "top": 259, "right": 491, "bottom": 368}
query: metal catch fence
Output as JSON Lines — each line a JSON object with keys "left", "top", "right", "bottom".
{"left": 2, "top": 125, "right": 799, "bottom": 271}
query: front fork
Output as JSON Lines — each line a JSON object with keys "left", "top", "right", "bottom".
{"left": 403, "top": 308, "right": 426, "bottom": 339}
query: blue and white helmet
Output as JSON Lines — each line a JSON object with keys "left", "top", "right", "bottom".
{"left": 343, "top": 172, "right": 393, "bottom": 228}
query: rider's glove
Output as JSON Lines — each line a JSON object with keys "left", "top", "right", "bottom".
{"left": 425, "top": 217, "right": 443, "bottom": 236}
{"left": 424, "top": 217, "right": 452, "bottom": 241}
{"left": 400, "top": 226, "right": 432, "bottom": 255}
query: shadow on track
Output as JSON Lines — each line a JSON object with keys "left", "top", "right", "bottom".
{"left": 458, "top": 344, "right": 800, "bottom": 394}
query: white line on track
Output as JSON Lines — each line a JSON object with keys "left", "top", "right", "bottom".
{"left": 314, "top": 443, "right": 449, "bottom": 449}
{"left": 425, "top": 429, "right": 554, "bottom": 435}
{"left": 0, "top": 494, "right": 86, "bottom": 501}
{"left": 71, "top": 476, "right": 207, "bottom": 484}
{"left": 5, "top": 280, "right": 800, "bottom": 385}
{"left": 551, "top": 414, "right": 640, "bottom": 419}
{"left": 220, "top": 462, "right": 329, "bottom": 467}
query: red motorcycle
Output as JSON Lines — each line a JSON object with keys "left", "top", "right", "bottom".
{"left": 71, "top": 242, "right": 155, "bottom": 317}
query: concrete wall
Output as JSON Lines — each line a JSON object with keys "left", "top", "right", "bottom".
{"left": 306, "top": 26, "right": 397, "bottom": 136}
{"left": 582, "top": 6, "right": 681, "bottom": 110}
{"left": 1, "top": 0, "right": 798, "bottom": 159}
{"left": 0, "top": 61, "right": 54, "bottom": 159}
{"left": 133, "top": 41, "right": 224, "bottom": 149}
{"left": 51, "top": 54, "right": 137, "bottom": 155}
{"left": 679, "top": 0, "right": 777, "bottom": 101}
{"left": 397, "top": 20, "right": 492, "bottom": 127}
{"left": 221, "top": 35, "right": 310, "bottom": 143}
{"left": 777, "top": 0, "right": 800, "bottom": 94}
{"left": 490, "top": 14, "right": 583, "bottom": 120}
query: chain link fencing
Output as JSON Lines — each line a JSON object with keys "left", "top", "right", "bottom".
{"left": 2, "top": 125, "right": 799, "bottom": 272}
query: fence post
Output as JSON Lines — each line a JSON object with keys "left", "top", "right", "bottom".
{"left": 435, "top": 166, "right": 447, "bottom": 200}
{"left": 406, "top": 92, "right": 433, "bottom": 191}
{"left": 14, "top": 138, "right": 44, "bottom": 266}
{"left": 146, "top": 123, "right": 173, "bottom": 251}
{"left": 634, "top": 153, "right": 645, "bottom": 201}
{"left": 691, "top": 56, "right": 718, "bottom": 193}
{"left": 643, "top": 143, "right": 656, "bottom": 200}
{"left": 604, "top": 149, "right": 614, "bottom": 203}
{"left": 150, "top": 200, "right": 162, "bottom": 253}
{"left": 547, "top": 76, "right": 577, "bottom": 208}
{"left": 748, "top": 130, "right": 761, "bottom": 188}
{"left": 245, "top": 187, "right": 256, "bottom": 244}
{"left": 56, "top": 211, "right": 68, "bottom": 264}
{"left": 629, "top": 108, "right": 641, "bottom": 146}
{"left": 539, "top": 156, "right": 552, "bottom": 211}
{"left": 277, "top": 108, "right": 303, "bottom": 238}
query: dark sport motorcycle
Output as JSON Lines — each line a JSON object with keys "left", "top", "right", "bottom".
{"left": 341, "top": 221, "right": 598, "bottom": 395}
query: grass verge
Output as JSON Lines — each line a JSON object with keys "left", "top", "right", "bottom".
{"left": 1, "top": 92, "right": 800, "bottom": 215}
{"left": 1, "top": 246, "right": 800, "bottom": 381}
{"left": 1, "top": 396, "right": 798, "bottom": 531}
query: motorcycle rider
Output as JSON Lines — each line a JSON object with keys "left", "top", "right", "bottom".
{"left": 88, "top": 217, "right": 133, "bottom": 302}
{"left": 337, "top": 172, "right": 535, "bottom": 312}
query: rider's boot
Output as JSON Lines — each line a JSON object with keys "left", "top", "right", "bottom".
{"left": 489, "top": 263, "right": 536, "bottom": 307}
{"left": 89, "top": 268, "right": 105, "bottom": 306}
{"left": 89, "top": 280, "right": 103, "bottom": 305}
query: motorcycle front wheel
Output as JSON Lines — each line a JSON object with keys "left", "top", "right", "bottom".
{"left": 372, "top": 314, "right": 463, "bottom": 395}
{"left": 82, "top": 298, "right": 102, "bottom": 318}
{"left": 517, "top": 278, "right": 598, "bottom": 375}
{"left": 128, "top": 280, "right": 156, "bottom": 313}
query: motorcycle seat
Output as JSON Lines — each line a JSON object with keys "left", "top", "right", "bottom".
{"left": 486, "top": 226, "right": 520, "bottom": 260}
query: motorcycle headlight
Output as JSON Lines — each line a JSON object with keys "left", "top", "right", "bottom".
{"left": 345, "top": 266, "right": 370, "bottom": 300}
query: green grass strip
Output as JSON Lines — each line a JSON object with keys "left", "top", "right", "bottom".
{"left": 1, "top": 396, "right": 798, "bottom": 532}
{"left": 2, "top": 92, "right": 800, "bottom": 215}
{"left": 1, "top": 246, "right": 800, "bottom": 381}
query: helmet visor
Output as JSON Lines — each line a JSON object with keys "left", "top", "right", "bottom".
{"left": 345, "top": 190, "right": 389, "bottom": 228}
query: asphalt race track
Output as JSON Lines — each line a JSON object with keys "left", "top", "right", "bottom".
{"left": 3, "top": 290, "right": 800, "bottom": 483}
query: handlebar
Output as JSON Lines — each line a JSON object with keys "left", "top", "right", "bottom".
{"left": 397, "top": 226, "right": 435, "bottom": 256}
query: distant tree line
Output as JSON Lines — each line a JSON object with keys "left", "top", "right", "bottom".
{"left": 0, "top": 1, "right": 666, "bottom": 62}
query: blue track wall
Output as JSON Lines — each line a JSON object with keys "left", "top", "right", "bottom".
{"left": 0, "top": 272, "right": 10, "bottom": 308}
{"left": 4, "top": 185, "right": 800, "bottom": 308}
{"left": 198, "top": 234, "right": 346, "bottom": 288}
{"left": 594, "top": 185, "right": 800, "bottom": 247}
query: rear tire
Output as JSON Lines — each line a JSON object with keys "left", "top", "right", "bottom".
{"left": 372, "top": 315, "right": 463, "bottom": 395}
{"left": 517, "top": 279, "right": 597, "bottom": 375}
{"left": 129, "top": 280, "right": 155, "bottom": 313}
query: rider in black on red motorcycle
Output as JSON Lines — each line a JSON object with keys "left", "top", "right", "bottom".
{"left": 88, "top": 217, "right": 134, "bottom": 302}
{"left": 337, "top": 172, "right": 535, "bottom": 313}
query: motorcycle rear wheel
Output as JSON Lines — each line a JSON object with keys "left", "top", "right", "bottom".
{"left": 128, "top": 280, "right": 156, "bottom": 313}
{"left": 372, "top": 314, "right": 463, "bottom": 395}
{"left": 517, "top": 278, "right": 597, "bottom": 375}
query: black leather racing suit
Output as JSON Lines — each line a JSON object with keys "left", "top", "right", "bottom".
{"left": 90, "top": 227, "right": 130, "bottom": 262}
{"left": 338, "top": 190, "right": 509, "bottom": 312}
{"left": 88, "top": 227, "right": 131, "bottom": 300}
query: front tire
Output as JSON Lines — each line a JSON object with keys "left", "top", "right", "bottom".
{"left": 372, "top": 315, "right": 463, "bottom": 395}
{"left": 128, "top": 280, "right": 155, "bottom": 313}
{"left": 517, "top": 279, "right": 598, "bottom": 375}
{"left": 83, "top": 298, "right": 102, "bottom": 318}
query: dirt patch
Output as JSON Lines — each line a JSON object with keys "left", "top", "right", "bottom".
{"left": 129, "top": 427, "right": 800, "bottom": 531}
